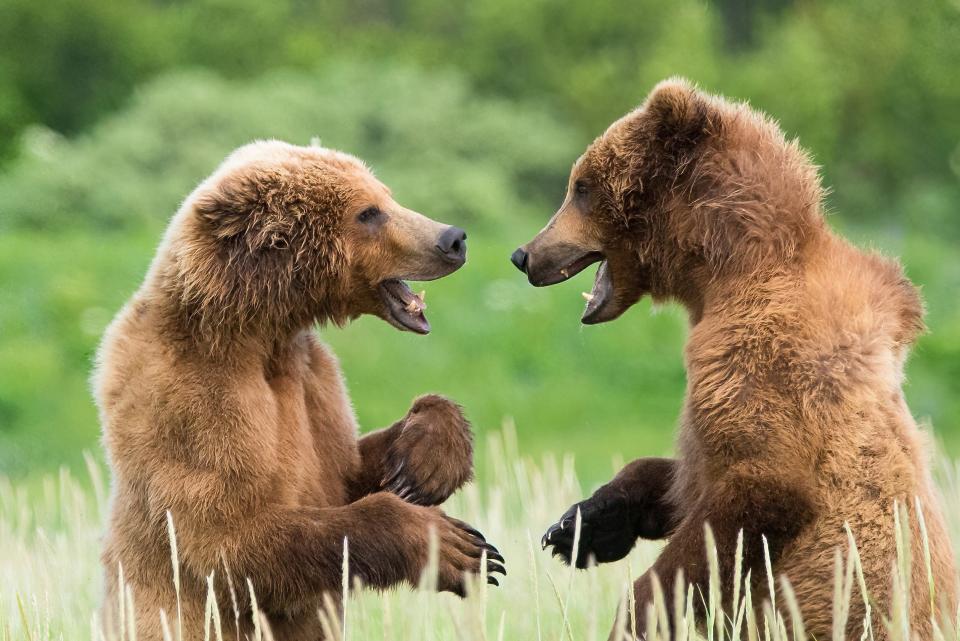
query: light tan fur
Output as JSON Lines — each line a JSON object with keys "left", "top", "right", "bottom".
{"left": 523, "top": 80, "right": 956, "bottom": 640}
{"left": 94, "top": 141, "right": 502, "bottom": 641}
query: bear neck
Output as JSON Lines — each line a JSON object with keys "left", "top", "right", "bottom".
{"left": 664, "top": 215, "right": 831, "bottom": 326}
{"left": 678, "top": 222, "right": 923, "bottom": 360}
{"left": 143, "top": 249, "right": 328, "bottom": 359}
{"left": 656, "top": 143, "right": 829, "bottom": 322}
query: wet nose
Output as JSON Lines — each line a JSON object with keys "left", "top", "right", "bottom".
{"left": 437, "top": 226, "right": 467, "bottom": 261}
{"left": 510, "top": 248, "right": 528, "bottom": 273}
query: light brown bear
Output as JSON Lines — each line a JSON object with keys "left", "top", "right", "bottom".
{"left": 93, "top": 141, "right": 504, "bottom": 641}
{"left": 512, "top": 80, "right": 956, "bottom": 640}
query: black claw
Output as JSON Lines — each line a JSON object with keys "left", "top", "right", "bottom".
{"left": 487, "top": 576, "right": 499, "bottom": 587}
{"left": 483, "top": 547, "right": 505, "bottom": 564}
{"left": 382, "top": 461, "right": 405, "bottom": 489}
{"left": 542, "top": 521, "right": 570, "bottom": 550}
{"left": 486, "top": 560, "right": 506, "bottom": 576}
{"left": 458, "top": 523, "right": 486, "bottom": 542}
{"left": 382, "top": 472, "right": 401, "bottom": 490}
{"left": 467, "top": 529, "right": 486, "bottom": 542}
{"left": 549, "top": 532, "right": 574, "bottom": 547}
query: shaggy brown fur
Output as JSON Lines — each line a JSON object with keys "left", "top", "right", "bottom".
{"left": 94, "top": 141, "right": 503, "bottom": 641}
{"left": 516, "top": 80, "right": 956, "bottom": 640}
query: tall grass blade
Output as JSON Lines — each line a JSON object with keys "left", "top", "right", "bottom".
{"left": 914, "top": 496, "right": 936, "bottom": 617}
{"left": 166, "top": 512, "right": 182, "bottom": 641}
{"left": 342, "top": 536, "right": 349, "bottom": 640}
{"left": 544, "top": 570, "right": 574, "bottom": 641}
{"left": 779, "top": 576, "right": 805, "bottom": 641}
{"left": 525, "top": 530, "right": 544, "bottom": 641}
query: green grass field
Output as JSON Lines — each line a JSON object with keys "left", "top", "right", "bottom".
{"left": 2, "top": 428, "right": 959, "bottom": 640}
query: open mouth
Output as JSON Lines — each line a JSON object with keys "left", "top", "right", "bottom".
{"left": 538, "top": 251, "right": 604, "bottom": 286}
{"left": 379, "top": 280, "right": 430, "bottom": 334}
{"left": 580, "top": 259, "right": 614, "bottom": 324}
{"left": 530, "top": 250, "right": 616, "bottom": 324}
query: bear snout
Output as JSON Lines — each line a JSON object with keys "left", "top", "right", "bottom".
{"left": 436, "top": 225, "right": 467, "bottom": 263}
{"left": 510, "top": 247, "right": 529, "bottom": 273}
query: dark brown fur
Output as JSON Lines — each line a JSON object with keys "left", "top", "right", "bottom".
{"left": 94, "top": 141, "right": 502, "bottom": 641}
{"left": 354, "top": 394, "right": 474, "bottom": 505}
{"left": 523, "top": 80, "right": 956, "bottom": 640}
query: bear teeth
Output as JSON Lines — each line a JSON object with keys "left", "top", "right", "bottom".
{"left": 404, "top": 291, "right": 427, "bottom": 315}
{"left": 581, "top": 292, "right": 594, "bottom": 302}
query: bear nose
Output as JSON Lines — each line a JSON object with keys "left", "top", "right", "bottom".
{"left": 437, "top": 226, "right": 467, "bottom": 261}
{"left": 510, "top": 248, "right": 528, "bottom": 273}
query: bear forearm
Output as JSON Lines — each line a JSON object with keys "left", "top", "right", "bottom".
{"left": 176, "top": 493, "right": 426, "bottom": 612}
{"left": 603, "top": 457, "right": 679, "bottom": 540}
{"left": 349, "top": 422, "right": 403, "bottom": 501}
{"left": 541, "top": 457, "right": 679, "bottom": 566}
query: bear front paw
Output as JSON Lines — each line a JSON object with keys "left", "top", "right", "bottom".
{"left": 381, "top": 395, "right": 473, "bottom": 506}
{"left": 541, "top": 492, "right": 639, "bottom": 568}
{"left": 427, "top": 511, "right": 505, "bottom": 597}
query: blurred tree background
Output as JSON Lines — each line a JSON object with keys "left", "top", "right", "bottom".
{"left": 0, "top": 0, "right": 958, "bottom": 481}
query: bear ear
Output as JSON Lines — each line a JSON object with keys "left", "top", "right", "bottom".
{"left": 193, "top": 178, "right": 255, "bottom": 240}
{"left": 643, "top": 77, "right": 718, "bottom": 146}
{"left": 193, "top": 171, "right": 293, "bottom": 251}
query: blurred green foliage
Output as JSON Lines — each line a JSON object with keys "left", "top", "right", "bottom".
{"left": 2, "top": 0, "right": 959, "bottom": 235}
{"left": 0, "top": 0, "right": 958, "bottom": 481}
{"left": 0, "top": 64, "right": 575, "bottom": 233}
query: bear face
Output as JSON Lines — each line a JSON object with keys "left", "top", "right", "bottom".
{"left": 169, "top": 140, "right": 466, "bottom": 341}
{"left": 511, "top": 78, "right": 822, "bottom": 324}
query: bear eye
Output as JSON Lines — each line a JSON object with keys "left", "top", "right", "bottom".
{"left": 574, "top": 180, "right": 588, "bottom": 196}
{"left": 357, "top": 206, "right": 383, "bottom": 224}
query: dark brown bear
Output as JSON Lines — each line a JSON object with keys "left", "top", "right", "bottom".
{"left": 94, "top": 141, "right": 503, "bottom": 641}
{"left": 512, "top": 79, "right": 956, "bottom": 640}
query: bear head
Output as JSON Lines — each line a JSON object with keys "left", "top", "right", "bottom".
{"left": 164, "top": 140, "right": 467, "bottom": 343}
{"left": 511, "top": 78, "right": 823, "bottom": 324}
